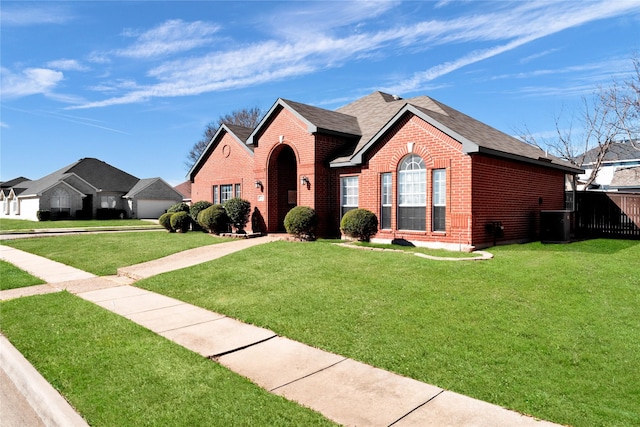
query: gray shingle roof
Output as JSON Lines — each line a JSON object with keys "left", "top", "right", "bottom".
{"left": 576, "top": 141, "right": 640, "bottom": 165}
{"left": 280, "top": 99, "right": 361, "bottom": 137}
{"left": 18, "top": 158, "right": 139, "bottom": 196}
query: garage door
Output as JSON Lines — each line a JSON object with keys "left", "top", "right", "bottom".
{"left": 137, "top": 200, "right": 179, "bottom": 219}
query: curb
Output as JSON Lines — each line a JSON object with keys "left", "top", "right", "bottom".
{"left": 0, "top": 334, "right": 89, "bottom": 427}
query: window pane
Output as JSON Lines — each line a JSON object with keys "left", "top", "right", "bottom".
{"left": 235, "top": 183, "right": 241, "bottom": 198}
{"left": 221, "top": 185, "right": 233, "bottom": 203}
{"left": 398, "top": 155, "right": 426, "bottom": 206}
{"left": 341, "top": 176, "right": 358, "bottom": 207}
{"left": 381, "top": 173, "right": 392, "bottom": 229}
{"left": 432, "top": 169, "right": 446, "bottom": 231}
{"left": 213, "top": 186, "right": 219, "bottom": 204}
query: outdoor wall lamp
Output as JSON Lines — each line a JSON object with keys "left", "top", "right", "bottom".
{"left": 255, "top": 180, "right": 263, "bottom": 189}
{"left": 300, "top": 176, "right": 310, "bottom": 186}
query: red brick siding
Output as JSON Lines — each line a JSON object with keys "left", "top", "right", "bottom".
{"left": 191, "top": 132, "right": 256, "bottom": 229}
{"left": 471, "top": 155, "right": 566, "bottom": 247}
{"left": 353, "top": 114, "right": 474, "bottom": 247}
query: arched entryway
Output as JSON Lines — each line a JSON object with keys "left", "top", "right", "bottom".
{"left": 268, "top": 145, "right": 298, "bottom": 231}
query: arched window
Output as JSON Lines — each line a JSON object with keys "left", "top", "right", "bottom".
{"left": 398, "top": 154, "right": 426, "bottom": 230}
{"left": 51, "top": 188, "right": 70, "bottom": 211}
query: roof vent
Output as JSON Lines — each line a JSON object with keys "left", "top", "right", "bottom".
{"left": 392, "top": 94, "right": 402, "bottom": 100}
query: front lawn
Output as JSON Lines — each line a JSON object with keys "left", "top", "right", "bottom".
{"left": 0, "top": 218, "right": 160, "bottom": 232}
{"left": 137, "top": 239, "right": 640, "bottom": 427}
{"left": 0, "top": 292, "right": 334, "bottom": 426}
{"left": 0, "top": 260, "right": 45, "bottom": 290}
{"left": 2, "top": 232, "right": 231, "bottom": 275}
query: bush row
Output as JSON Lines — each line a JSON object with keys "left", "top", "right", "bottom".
{"left": 158, "top": 201, "right": 379, "bottom": 241}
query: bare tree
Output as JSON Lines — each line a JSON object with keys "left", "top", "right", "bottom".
{"left": 185, "top": 107, "right": 263, "bottom": 170}
{"left": 516, "top": 54, "right": 640, "bottom": 187}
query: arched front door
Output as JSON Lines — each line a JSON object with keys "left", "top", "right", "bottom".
{"left": 268, "top": 145, "right": 298, "bottom": 231}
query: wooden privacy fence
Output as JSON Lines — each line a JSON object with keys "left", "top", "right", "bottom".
{"left": 575, "top": 191, "right": 640, "bottom": 239}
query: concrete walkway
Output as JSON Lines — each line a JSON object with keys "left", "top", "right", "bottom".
{"left": 0, "top": 237, "right": 560, "bottom": 426}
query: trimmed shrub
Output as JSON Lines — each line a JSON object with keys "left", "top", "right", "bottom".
{"left": 190, "top": 201, "right": 212, "bottom": 231}
{"left": 167, "top": 202, "right": 190, "bottom": 214}
{"left": 284, "top": 206, "right": 317, "bottom": 240}
{"left": 37, "top": 210, "right": 51, "bottom": 221}
{"left": 197, "top": 204, "right": 229, "bottom": 234}
{"left": 158, "top": 212, "right": 174, "bottom": 232}
{"left": 170, "top": 211, "right": 191, "bottom": 233}
{"left": 340, "top": 208, "right": 379, "bottom": 242}
{"left": 224, "top": 198, "right": 251, "bottom": 233}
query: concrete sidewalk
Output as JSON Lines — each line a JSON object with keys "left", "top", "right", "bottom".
{"left": 0, "top": 237, "right": 561, "bottom": 426}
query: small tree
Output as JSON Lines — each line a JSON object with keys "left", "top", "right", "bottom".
{"left": 224, "top": 198, "right": 251, "bottom": 233}
{"left": 340, "top": 208, "right": 379, "bottom": 242}
{"left": 197, "top": 204, "right": 229, "bottom": 234}
{"left": 190, "top": 201, "right": 212, "bottom": 231}
{"left": 284, "top": 206, "right": 317, "bottom": 240}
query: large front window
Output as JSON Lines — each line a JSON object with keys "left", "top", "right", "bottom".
{"left": 53, "top": 188, "right": 71, "bottom": 211}
{"left": 341, "top": 176, "right": 359, "bottom": 218}
{"left": 398, "top": 155, "right": 426, "bottom": 230}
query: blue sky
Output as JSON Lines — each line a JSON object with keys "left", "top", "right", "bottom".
{"left": 1, "top": 1, "right": 639, "bottom": 185}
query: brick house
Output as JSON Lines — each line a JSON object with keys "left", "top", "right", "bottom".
{"left": 189, "top": 91, "right": 581, "bottom": 250}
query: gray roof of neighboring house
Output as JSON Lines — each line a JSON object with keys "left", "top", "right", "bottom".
{"left": 610, "top": 165, "right": 640, "bottom": 188}
{"left": 16, "top": 158, "right": 140, "bottom": 197}
{"left": 0, "top": 177, "right": 31, "bottom": 189}
{"left": 576, "top": 141, "right": 640, "bottom": 165}
{"left": 124, "top": 177, "right": 184, "bottom": 199}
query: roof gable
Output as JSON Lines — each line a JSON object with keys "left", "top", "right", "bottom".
{"left": 188, "top": 124, "right": 254, "bottom": 180}
{"left": 247, "top": 98, "right": 360, "bottom": 146}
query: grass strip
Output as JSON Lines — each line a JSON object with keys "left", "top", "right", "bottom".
{"left": 137, "top": 239, "right": 640, "bottom": 427}
{"left": 0, "top": 260, "right": 45, "bottom": 290}
{"left": 2, "top": 232, "right": 231, "bottom": 276}
{"left": 0, "top": 219, "right": 158, "bottom": 232}
{"left": 0, "top": 292, "right": 335, "bottom": 426}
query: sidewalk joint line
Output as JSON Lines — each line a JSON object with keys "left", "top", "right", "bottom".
{"left": 387, "top": 389, "right": 445, "bottom": 426}
{"left": 268, "top": 357, "right": 349, "bottom": 392}
{"left": 209, "top": 334, "right": 278, "bottom": 359}
{"left": 151, "top": 315, "right": 229, "bottom": 333}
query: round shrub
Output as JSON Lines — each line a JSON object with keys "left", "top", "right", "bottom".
{"left": 170, "top": 211, "right": 191, "bottom": 233}
{"left": 284, "top": 206, "right": 317, "bottom": 240}
{"left": 197, "top": 204, "right": 229, "bottom": 234}
{"left": 223, "top": 198, "right": 251, "bottom": 233}
{"left": 167, "top": 202, "right": 190, "bottom": 214}
{"left": 158, "top": 212, "right": 174, "bottom": 232}
{"left": 190, "top": 201, "right": 212, "bottom": 231}
{"left": 340, "top": 208, "right": 378, "bottom": 242}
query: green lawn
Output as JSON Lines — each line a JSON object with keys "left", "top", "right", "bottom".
{"left": 0, "top": 218, "right": 160, "bottom": 232}
{"left": 2, "top": 232, "right": 232, "bottom": 275}
{"left": 136, "top": 239, "right": 640, "bottom": 427}
{"left": 0, "top": 260, "right": 45, "bottom": 290}
{"left": 0, "top": 292, "right": 334, "bottom": 426}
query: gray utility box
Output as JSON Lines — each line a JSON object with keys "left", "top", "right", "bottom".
{"left": 540, "top": 210, "right": 572, "bottom": 243}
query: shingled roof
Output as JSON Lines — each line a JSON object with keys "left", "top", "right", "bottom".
{"left": 18, "top": 158, "right": 139, "bottom": 197}
{"left": 331, "top": 91, "right": 579, "bottom": 172}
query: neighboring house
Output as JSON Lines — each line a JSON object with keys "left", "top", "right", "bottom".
{"left": 189, "top": 91, "right": 581, "bottom": 250}
{"left": 173, "top": 180, "right": 192, "bottom": 204}
{"left": 576, "top": 140, "right": 640, "bottom": 191}
{"left": 610, "top": 166, "right": 640, "bottom": 192}
{"left": 0, "top": 158, "right": 183, "bottom": 221}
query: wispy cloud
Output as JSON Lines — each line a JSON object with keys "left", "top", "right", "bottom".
{"left": 116, "top": 19, "right": 221, "bottom": 58}
{"left": 520, "top": 48, "right": 561, "bottom": 64}
{"left": 0, "top": 67, "right": 64, "bottom": 99}
{"left": 0, "top": 4, "right": 74, "bottom": 26}
{"left": 2, "top": 105, "right": 129, "bottom": 134}
{"left": 46, "top": 59, "right": 89, "bottom": 72}
{"left": 64, "top": 0, "right": 640, "bottom": 109}
{"left": 0, "top": 121, "right": 9, "bottom": 129}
